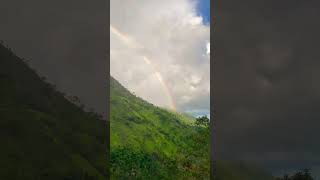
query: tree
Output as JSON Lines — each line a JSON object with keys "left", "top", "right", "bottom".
{"left": 195, "top": 115, "right": 210, "bottom": 127}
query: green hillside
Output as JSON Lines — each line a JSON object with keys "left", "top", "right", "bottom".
{"left": 0, "top": 43, "right": 107, "bottom": 179}
{"left": 109, "top": 77, "right": 276, "bottom": 180}
{"left": 110, "top": 76, "right": 210, "bottom": 179}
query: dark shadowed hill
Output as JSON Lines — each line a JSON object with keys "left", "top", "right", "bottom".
{"left": 0, "top": 43, "right": 107, "bottom": 180}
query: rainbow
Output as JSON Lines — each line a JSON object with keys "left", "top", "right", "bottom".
{"left": 110, "top": 25, "right": 176, "bottom": 111}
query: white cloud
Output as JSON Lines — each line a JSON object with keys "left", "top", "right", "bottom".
{"left": 110, "top": 0, "right": 210, "bottom": 114}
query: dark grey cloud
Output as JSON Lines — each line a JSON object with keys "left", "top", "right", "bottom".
{"left": 215, "top": 0, "right": 320, "bottom": 175}
{"left": 0, "top": 0, "right": 107, "bottom": 116}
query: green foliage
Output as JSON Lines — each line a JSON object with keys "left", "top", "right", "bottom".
{"left": 110, "top": 147, "right": 178, "bottom": 179}
{"left": 0, "top": 43, "right": 107, "bottom": 179}
{"left": 110, "top": 77, "right": 210, "bottom": 179}
{"left": 195, "top": 115, "right": 210, "bottom": 127}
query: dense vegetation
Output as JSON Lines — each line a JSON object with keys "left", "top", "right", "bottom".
{"left": 110, "top": 76, "right": 210, "bottom": 179}
{"left": 0, "top": 43, "right": 107, "bottom": 179}
{"left": 109, "top": 74, "right": 277, "bottom": 180}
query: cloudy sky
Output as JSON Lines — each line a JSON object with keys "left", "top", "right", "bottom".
{"left": 110, "top": 0, "right": 210, "bottom": 117}
{"left": 216, "top": 0, "right": 320, "bottom": 177}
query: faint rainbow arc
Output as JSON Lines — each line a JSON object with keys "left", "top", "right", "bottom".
{"left": 110, "top": 25, "right": 176, "bottom": 111}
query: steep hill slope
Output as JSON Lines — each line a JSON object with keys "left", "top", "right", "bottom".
{"left": 0, "top": 43, "right": 107, "bottom": 180}
{"left": 110, "top": 77, "right": 275, "bottom": 180}
{"left": 110, "top": 76, "right": 210, "bottom": 179}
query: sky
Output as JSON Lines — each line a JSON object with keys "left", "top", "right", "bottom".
{"left": 0, "top": 0, "right": 210, "bottom": 118}
{"left": 216, "top": 0, "right": 320, "bottom": 177}
{"left": 110, "top": 0, "right": 210, "bottom": 117}
{"left": 196, "top": 0, "right": 210, "bottom": 24}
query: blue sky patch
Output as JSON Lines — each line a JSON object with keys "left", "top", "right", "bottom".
{"left": 196, "top": 0, "right": 210, "bottom": 25}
